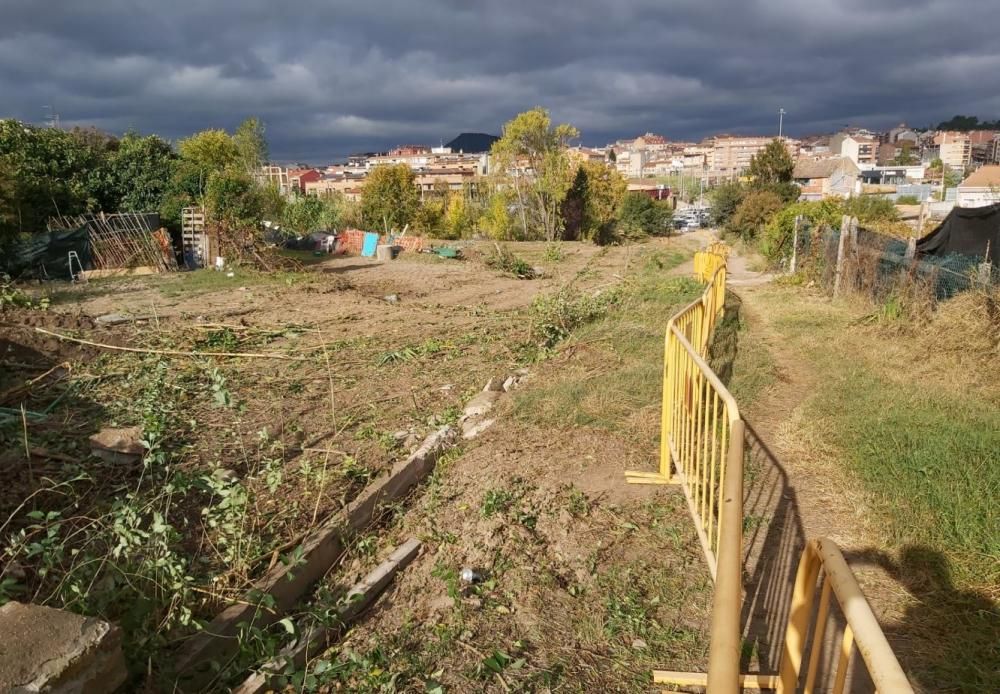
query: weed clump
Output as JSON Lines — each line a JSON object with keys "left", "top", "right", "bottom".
{"left": 485, "top": 243, "right": 536, "bottom": 279}
{"left": 530, "top": 285, "right": 622, "bottom": 348}
{"left": 1, "top": 274, "right": 48, "bottom": 311}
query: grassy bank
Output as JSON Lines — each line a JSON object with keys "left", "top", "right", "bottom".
{"left": 730, "top": 284, "right": 999, "bottom": 691}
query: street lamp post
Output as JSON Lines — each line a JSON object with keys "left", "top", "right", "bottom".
{"left": 778, "top": 108, "right": 786, "bottom": 139}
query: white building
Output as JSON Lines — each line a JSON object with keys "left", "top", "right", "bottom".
{"left": 956, "top": 165, "right": 1000, "bottom": 207}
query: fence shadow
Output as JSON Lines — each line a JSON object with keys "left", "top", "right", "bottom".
{"left": 842, "top": 546, "right": 1000, "bottom": 692}
{"left": 739, "top": 421, "right": 807, "bottom": 674}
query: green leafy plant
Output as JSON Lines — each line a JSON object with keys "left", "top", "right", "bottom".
{"left": 484, "top": 244, "right": 536, "bottom": 278}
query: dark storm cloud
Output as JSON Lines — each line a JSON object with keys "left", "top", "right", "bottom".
{"left": 2, "top": 0, "right": 999, "bottom": 162}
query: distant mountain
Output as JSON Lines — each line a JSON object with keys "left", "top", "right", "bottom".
{"left": 445, "top": 132, "right": 499, "bottom": 153}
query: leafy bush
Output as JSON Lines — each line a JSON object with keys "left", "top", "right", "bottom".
{"left": 0, "top": 274, "right": 48, "bottom": 311}
{"left": 725, "top": 190, "right": 783, "bottom": 241}
{"left": 613, "top": 193, "right": 671, "bottom": 243}
{"left": 759, "top": 199, "right": 843, "bottom": 263}
{"left": 843, "top": 195, "right": 899, "bottom": 224}
{"left": 710, "top": 182, "right": 746, "bottom": 227}
{"left": 896, "top": 194, "right": 920, "bottom": 205}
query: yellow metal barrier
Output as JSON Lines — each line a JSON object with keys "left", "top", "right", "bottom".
{"left": 628, "top": 242, "right": 912, "bottom": 693}
{"left": 776, "top": 538, "right": 913, "bottom": 694}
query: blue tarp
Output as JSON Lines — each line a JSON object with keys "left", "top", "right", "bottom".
{"left": 361, "top": 232, "right": 379, "bottom": 257}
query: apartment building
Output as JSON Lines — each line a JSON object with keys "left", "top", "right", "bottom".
{"left": 830, "top": 133, "right": 878, "bottom": 168}
{"left": 934, "top": 131, "right": 972, "bottom": 170}
{"left": 709, "top": 136, "right": 800, "bottom": 179}
{"left": 257, "top": 165, "right": 291, "bottom": 195}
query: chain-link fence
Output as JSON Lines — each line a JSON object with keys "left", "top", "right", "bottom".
{"left": 790, "top": 217, "right": 998, "bottom": 306}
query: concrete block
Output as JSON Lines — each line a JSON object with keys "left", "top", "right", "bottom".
{"left": 462, "top": 390, "right": 501, "bottom": 418}
{"left": 0, "top": 602, "right": 127, "bottom": 693}
{"left": 462, "top": 418, "right": 496, "bottom": 440}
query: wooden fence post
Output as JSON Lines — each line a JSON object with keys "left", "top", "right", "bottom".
{"left": 789, "top": 215, "right": 801, "bottom": 274}
{"left": 833, "top": 215, "right": 849, "bottom": 297}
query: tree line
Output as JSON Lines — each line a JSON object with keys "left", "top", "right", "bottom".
{"left": 1, "top": 108, "right": 673, "bottom": 249}
{"left": 709, "top": 138, "right": 902, "bottom": 263}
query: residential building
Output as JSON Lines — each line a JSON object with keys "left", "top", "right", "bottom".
{"left": 257, "top": 165, "right": 290, "bottom": 195}
{"left": 566, "top": 146, "right": 606, "bottom": 165}
{"left": 792, "top": 157, "right": 860, "bottom": 200}
{"left": 288, "top": 168, "right": 322, "bottom": 194}
{"left": 889, "top": 123, "right": 919, "bottom": 143}
{"left": 830, "top": 133, "right": 878, "bottom": 168}
{"left": 709, "top": 135, "right": 800, "bottom": 180}
{"left": 632, "top": 133, "right": 670, "bottom": 151}
{"left": 934, "top": 131, "right": 972, "bottom": 170}
{"left": 858, "top": 165, "right": 926, "bottom": 185}
{"left": 304, "top": 171, "right": 366, "bottom": 201}
{"left": 955, "top": 165, "right": 1000, "bottom": 207}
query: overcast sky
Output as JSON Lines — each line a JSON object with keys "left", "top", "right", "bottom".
{"left": 2, "top": 0, "right": 1000, "bottom": 163}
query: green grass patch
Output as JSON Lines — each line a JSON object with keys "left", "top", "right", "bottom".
{"left": 514, "top": 251, "right": 699, "bottom": 432}
{"left": 814, "top": 370, "right": 1000, "bottom": 589}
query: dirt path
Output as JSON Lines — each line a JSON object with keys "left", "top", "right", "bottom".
{"left": 722, "top": 243, "right": 920, "bottom": 687}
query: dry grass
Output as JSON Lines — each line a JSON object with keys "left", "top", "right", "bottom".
{"left": 733, "top": 282, "right": 1000, "bottom": 692}
{"left": 921, "top": 284, "right": 1000, "bottom": 379}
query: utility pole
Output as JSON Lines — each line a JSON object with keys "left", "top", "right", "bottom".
{"left": 778, "top": 108, "right": 786, "bottom": 139}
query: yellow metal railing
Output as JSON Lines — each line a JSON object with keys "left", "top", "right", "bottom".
{"left": 776, "top": 538, "right": 913, "bottom": 694}
{"left": 629, "top": 243, "right": 912, "bottom": 693}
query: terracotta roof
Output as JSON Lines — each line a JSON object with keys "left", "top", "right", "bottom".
{"left": 959, "top": 165, "right": 1000, "bottom": 187}
{"left": 793, "top": 157, "right": 859, "bottom": 179}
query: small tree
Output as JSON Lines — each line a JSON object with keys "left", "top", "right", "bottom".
{"left": 490, "top": 108, "right": 579, "bottom": 241}
{"left": 726, "top": 190, "right": 783, "bottom": 241}
{"left": 710, "top": 182, "right": 746, "bottom": 227}
{"left": 360, "top": 164, "right": 420, "bottom": 232}
{"left": 747, "top": 139, "right": 794, "bottom": 185}
{"left": 177, "top": 129, "right": 239, "bottom": 176}
{"left": 233, "top": 117, "right": 268, "bottom": 177}
{"left": 615, "top": 193, "right": 671, "bottom": 242}
{"left": 102, "top": 132, "right": 177, "bottom": 212}
{"left": 204, "top": 170, "right": 263, "bottom": 228}
{"left": 443, "top": 194, "right": 475, "bottom": 239}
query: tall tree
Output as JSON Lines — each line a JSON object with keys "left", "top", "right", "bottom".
{"left": 360, "top": 164, "right": 420, "bottom": 232}
{"left": 490, "top": 108, "right": 579, "bottom": 241}
{"left": 746, "top": 139, "right": 794, "bottom": 185}
{"left": 101, "top": 132, "right": 177, "bottom": 212}
{"left": 233, "top": 117, "right": 268, "bottom": 177}
{"left": 177, "top": 129, "right": 239, "bottom": 178}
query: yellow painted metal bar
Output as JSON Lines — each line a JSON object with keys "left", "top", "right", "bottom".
{"left": 803, "top": 577, "right": 833, "bottom": 694}
{"left": 831, "top": 625, "right": 854, "bottom": 694}
{"left": 705, "top": 419, "right": 745, "bottom": 692}
{"left": 653, "top": 670, "right": 778, "bottom": 689}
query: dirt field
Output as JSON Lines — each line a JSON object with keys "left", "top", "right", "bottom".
{"left": 2, "top": 236, "right": 719, "bottom": 691}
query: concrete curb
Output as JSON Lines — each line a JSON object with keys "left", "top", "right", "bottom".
{"left": 174, "top": 427, "right": 455, "bottom": 689}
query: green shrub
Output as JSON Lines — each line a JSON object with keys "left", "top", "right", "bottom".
{"left": 759, "top": 199, "right": 843, "bottom": 263}
{"left": 725, "top": 190, "right": 783, "bottom": 241}
{"left": 842, "top": 195, "right": 899, "bottom": 224}
{"left": 709, "top": 182, "right": 746, "bottom": 227}
{"left": 613, "top": 193, "right": 672, "bottom": 243}
{"left": 895, "top": 194, "right": 920, "bottom": 205}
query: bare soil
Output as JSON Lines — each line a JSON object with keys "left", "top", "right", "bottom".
{"left": 2, "top": 237, "right": 717, "bottom": 691}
